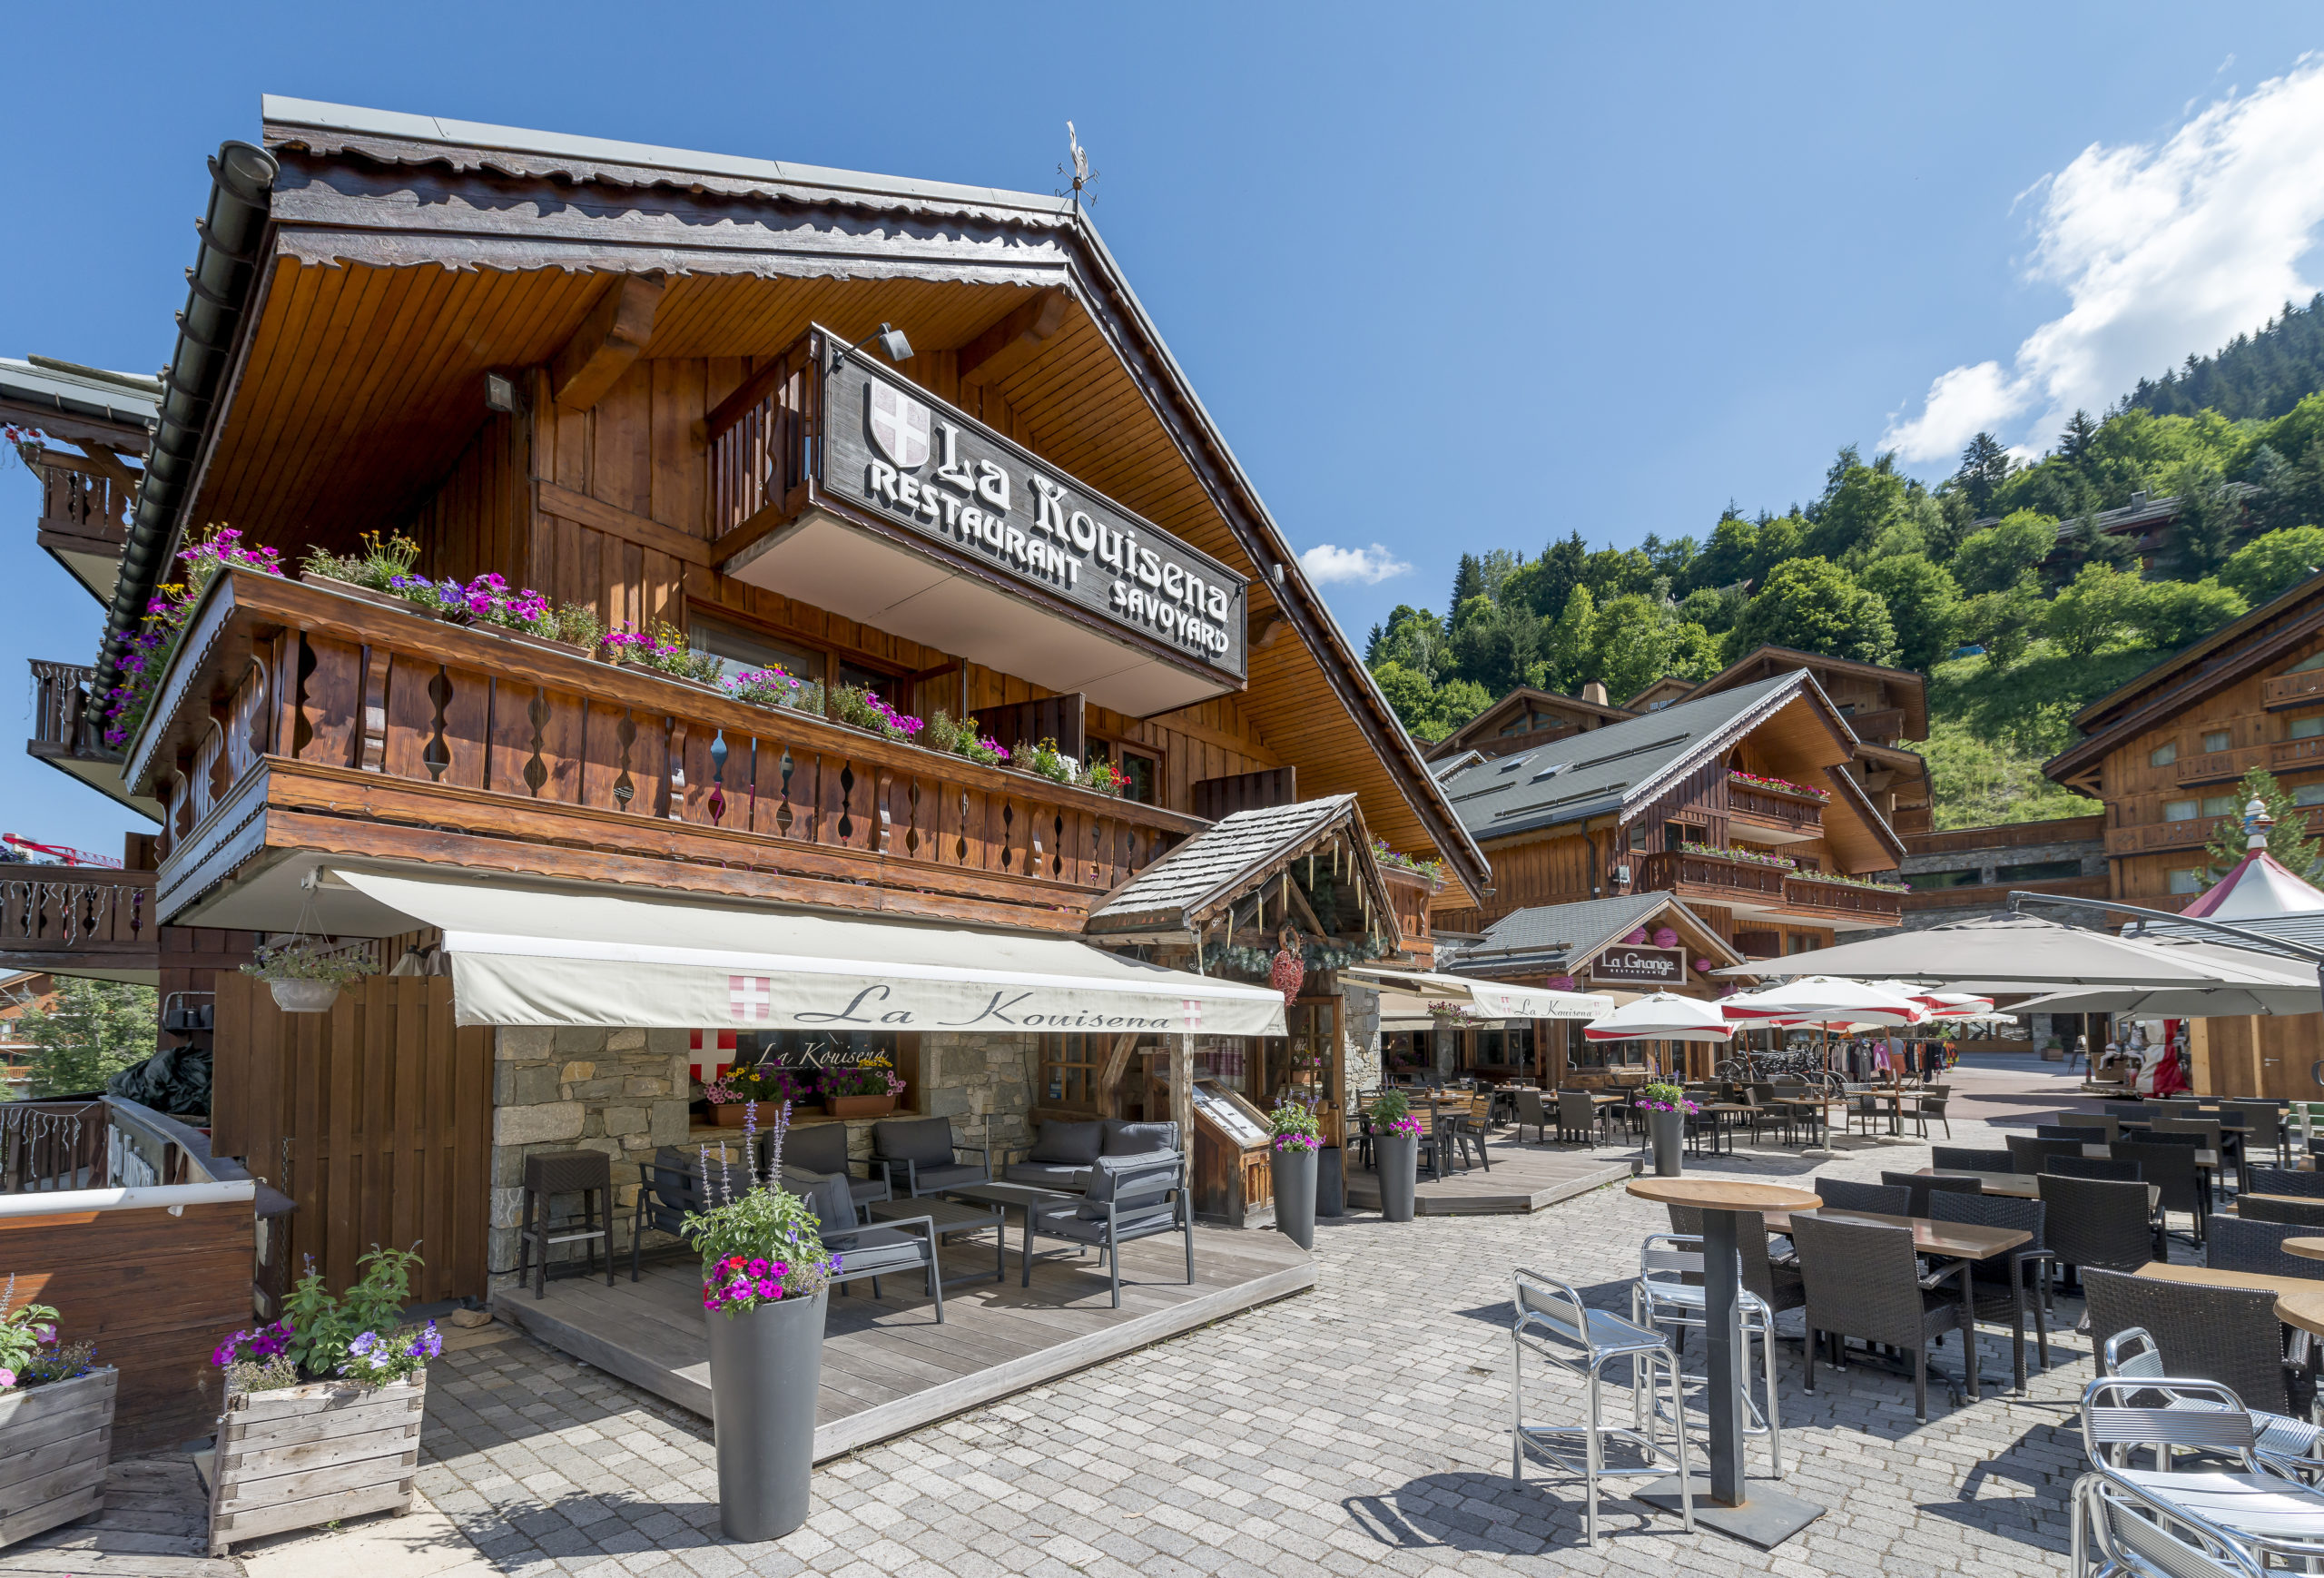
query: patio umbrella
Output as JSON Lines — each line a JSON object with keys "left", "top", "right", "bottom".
{"left": 2010, "top": 981, "right": 2324, "bottom": 1017}
{"left": 1710, "top": 912, "right": 2312, "bottom": 991}
{"left": 1582, "top": 991, "right": 1738, "bottom": 1041}
{"left": 1719, "top": 975, "right": 1929, "bottom": 1028}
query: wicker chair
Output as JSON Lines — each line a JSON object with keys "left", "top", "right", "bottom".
{"left": 1882, "top": 1170, "right": 1980, "bottom": 1218}
{"left": 2240, "top": 1195, "right": 2324, "bottom": 1228}
{"left": 1934, "top": 1146, "right": 2014, "bottom": 1173}
{"left": 1512, "top": 1089, "right": 1551, "bottom": 1145}
{"left": 2082, "top": 1267, "right": 2301, "bottom": 1416}
{"left": 2250, "top": 1167, "right": 2324, "bottom": 1200}
{"left": 1814, "top": 1177, "right": 1909, "bottom": 1216}
{"left": 2113, "top": 1140, "right": 2211, "bottom": 1245}
{"left": 2038, "top": 1174, "right": 2160, "bottom": 1286}
{"left": 1663, "top": 1203, "right": 1806, "bottom": 1320}
{"left": 2224, "top": 1100, "right": 2286, "bottom": 1168}
{"left": 2046, "top": 1155, "right": 2142, "bottom": 1182}
{"left": 2207, "top": 1214, "right": 2324, "bottom": 1282}
{"left": 2008, "top": 1133, "right": 2089, "bottom": 1176}
{"left": 1789, "top": 1213, "right": 1974, "bottom": 1421}
{"left": 1925, "top": 1190, "right": 2053, "bottom": 1392}
{"left": 1555, "top": 1090, "right": 1600, "bottom": 1148}
{"left": 2053, "top": 1111, "right": 2120, "bottom": 1143}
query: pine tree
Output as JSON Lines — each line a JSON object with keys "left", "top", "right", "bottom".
{"left": 1449, "top": 553, "right": 1484, "bottom": 614}
{"left": 20, "top": 979, "right": 156, "bottom": 1099}
{"left": 1953, "top": 432, "right": 2013, "bottom": 517}
{"left": 2060, "top": 409, "right": 2101, "bottom": 463}
{"left": 2203, "top": 768, "right": 2324, "bottom": 883}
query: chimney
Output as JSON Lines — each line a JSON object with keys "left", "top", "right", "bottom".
{"left": 2130, "top": 491, "right": 2147, "bottom": 508}
{"left": 1581, "top": 681, "right": 1610, "bottom": 705}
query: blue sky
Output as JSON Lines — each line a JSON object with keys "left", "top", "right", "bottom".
{"left": 5, "top": 4, "right": 2323, "bottom": 854}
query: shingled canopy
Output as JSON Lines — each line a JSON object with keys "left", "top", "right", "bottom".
{"left": 1082, "top": 795, "right": 1400, "bottom": 959}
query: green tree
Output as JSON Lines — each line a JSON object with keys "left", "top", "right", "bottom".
{"left": 2060, "top": 409, "right": 2101, "bottom": 464}
{"left": 1694, "top": 515, "right": 1759, "bottom": 591}
{"left": 1952, "top": 431, "right": 2014, "bottom": 517}
{"left": 1372, "top": 659, "right": 1441, "bottom": 736}
{"left": 1447, "top": 553, "right": 1485, "bottom": 614}
{"left": 2221, "top": 526, "right": 2324, "bottom": 606}
{"left": 2129, "top": 577, "right": 2248, "bottom": 649}
{"left": 1447, "top": 594, "right": 1541, "bottom": 698}
{"left": 2044, "top": 562, "right": 2144, "bottom": 658}
{"left": 1519, "top": 531, "right": 1589, "bottom": 619}
{"left": 2172, "top": 465, "right": 2246, "bottom": 577}
{"left": 1365, "top": 605, "right": 1446, "bottom": 680}
{"left": 1809, "top": 457, "right": 1911, "bottom": 561}
{"left": 1433, "top": 678, "right": 1492, "bottom": 735}
{"left": 1677, "top": 583, "right": 1745, "bottom": 635}
{"left": 2201, "top": 767, "right": 2324, "bottom": 882}
{"left": 1538, "top": 583, "right": 1598, "bottom": 693}
{"left": 1858, "top": 554, "right": 1961, "bottom": 671}
{"left": 1952, "top": 509, "right": 2057, "bottom": 595}
{"left": 20, "top": 980, "right": 156, "bottom": 1099}
{"left": 1580, "top": 546, "right": 1654, "bottom": 600}
{"left": 1750, "top": 514, "right": 1807, "bottom": 579}
{"left": 1728, "top": 557, "right": 1897, "bottom": 666}
{"left": 1959, "top": 577, "right": 2047, "bottom": 671}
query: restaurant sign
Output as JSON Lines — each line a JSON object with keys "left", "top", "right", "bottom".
{"left": 820, "top": 332, "right": 1247, "bottom": 678}
{"left": 1590, "top": 945, "right": 1685, "bottom": 986}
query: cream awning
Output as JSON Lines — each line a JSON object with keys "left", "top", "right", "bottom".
{"left": 333, "top": 871, "right": 1288, "bottom": 1036}
{"left": 1342, "top": 964, "right": 1612, "bottom": 1021}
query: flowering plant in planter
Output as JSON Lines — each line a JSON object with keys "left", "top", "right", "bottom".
{"left": 1787, "top": 868, "right": 1910, "bottom": 892}
{"left": 300, "top": 530, "right": 421, "bottom": 590}
{"left": 214, "top": 1246, "right": 434, "bottom": 1391}
{"left": 687, "top": 1103, "right": 839, "bottom": 1313}
{"left": 725, "top": 666, "right": 813, "bottom": 711}
{"left": 827, "top": 683, "right": 921, "bottom": 740}
{"left": 1368, "top": 1089, "right": 1423, "bottom": 1139}
{"left": 1371, "top": 839, "right": 1445, "bottom": 888}
{"left": 1017, "top": 736, "right": 1082, "bottom": 786}
{"left": 101, "top": 525, "right": 286, "bottom": 748}
{"left": 241, "top": 935, "right": 372, "bottom": 988}
{"left": 1268, "top": 1099, "right": 1322, "bottom": 1152}
{"left": 1081, "top": 756, "right": 1128, "bottom": 798}
{"left": 1632, "top": 1080, "right": 1698, "bottom": 1115}
{"left": 1728, "top": 768, "right": 1829, "bottom": 801}
{"left": 602, "top": 622, "right": 727, "bottom": 686}
{"left": 705, "top": 1063, "right": 815, "bottom": 1106}
{"left": 921, "top": 710, "right": 1009, "bottom": 765}
{"left": 1679, "top": 841, "right": 1797, "bottom": 870}
{"left": 820, "top": 1054, "right": 906, "bottom": 1100}
{"left": 0, "top": 1280, "right": 93, "bottom": 1392}
{"left": 1425, "top": 1000, "right": 1479, "bottom": 1025}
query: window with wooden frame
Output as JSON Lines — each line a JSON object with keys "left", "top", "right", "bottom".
{"left": 1088, "top": 738, "right": 1161, "bottom": 804}
{"left": 1040, "top": 1033, "right": 1104, "bottom": 1111}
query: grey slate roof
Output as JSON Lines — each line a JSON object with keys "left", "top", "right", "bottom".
{"left": 0, "top": 357, "right": 159, "bottom": 436}
{"left": 1087, "top": 796, "right": 1364, "bottom": 933}
{"left": 1446, "top": 893, "right": 1746, "bottom": 976}
{"left": 1430, "top": 673, "right": 1812, "bottom": 841}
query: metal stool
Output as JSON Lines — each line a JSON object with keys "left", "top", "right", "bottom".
{"left": 1632, "top": 1233, "right": 1784, "bottom": 1477}
{"left": 517, "top": 1149, "right": 616, "bottom": 1298}
{"left": 1511, "top": 1267, "right": 1695, "bottom": 1549}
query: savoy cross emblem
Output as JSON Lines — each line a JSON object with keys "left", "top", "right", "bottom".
{"left": 865, "top": 380, "right": 931, "bottom": 469}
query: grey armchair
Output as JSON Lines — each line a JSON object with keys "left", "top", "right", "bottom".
{"left": 1020, "top": 1151, "right": 1193, "bottom": 1308}
{"left": 1512, "top": 1089, "right": 1551, "bottom": 1144}
{"left": 1000, "top": 1119, "right": 1180, "bottom": 1192}
{"left": 784, "top": 1166, "right": 944, "bottom": 1320}
{"left": 871, "top": 1116, "right": 992, "bottom": 1198}
{"left": 631, "top": 1149, "right": 712, "bottom": 1281}
{"left": 2040, "top": 1173, "right": 2163, "bottom": 1287}
{"left": 1813, "top": 1177, "right": 1908, "bottom": 1216}
{"left": 1925, "top": 1190, "right": 2053, "bottom": 1392}
{"left": 1790, "top": 1212, "right": 1974, "bottom": 1422}
{"left": 779, "top": 1120, "right": 891, "bottom": 1223}
{"left": 1555, "top": 1091, "right": 1599, "bottom": 1148}
{"left": 2082, "top": 1267, "right": 2299, "bottom": 1418}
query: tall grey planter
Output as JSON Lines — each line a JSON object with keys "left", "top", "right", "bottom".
{"left": 1649, "top": 1109, "right": 1685, "bottom": 1178}
{"left": 1272, "top": 1144, "right": 1317, "bottom": 1249}
{"left": 706, "top": 1287, "right": 829, "bottom": 1543}
{"left": 1375, "top": 1132, "right": 1418, "bottom": 1222}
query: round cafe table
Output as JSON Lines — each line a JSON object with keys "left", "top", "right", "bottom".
{"left": 2282, "top": 1238, "right": 2324, "bottom": 1264}
{"left": 2276, "top": 1283, "right": 2324, "bottom": 1339}
{"left": 1625, "top": 1177, "right": 1826, "bottom": 1548}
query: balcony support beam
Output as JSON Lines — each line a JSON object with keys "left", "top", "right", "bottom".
{"left": 550, "top": 274, "right": 665, "bottom": 412}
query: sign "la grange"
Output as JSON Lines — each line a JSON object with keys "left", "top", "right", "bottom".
{"left": 820, "top": 337, "right": 1247, "bottom": 678}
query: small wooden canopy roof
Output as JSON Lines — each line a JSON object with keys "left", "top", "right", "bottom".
{"left": 1083, "top": 794, "right": 1397, "bottom": 947}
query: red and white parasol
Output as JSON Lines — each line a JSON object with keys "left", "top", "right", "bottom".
{"left": 1582, "top": 991, "right": 1737, "bottom": 1042}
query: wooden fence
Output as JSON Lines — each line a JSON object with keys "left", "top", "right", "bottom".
{"left": 212, "top": 976, "right": 492, "bottom": 1304}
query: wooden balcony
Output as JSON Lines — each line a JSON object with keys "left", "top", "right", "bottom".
{"left": 1635, "top": 848, "right": 1788, "bottom": 905}
{"left": 2106, "top": 819, "right": 2211, "bottom": 855}
{"left": 123, "top": 570, "right": 1210, "bottom": 933}
{"left": 25, "top": 659, "right": 160, "bottom": 821}
{"left": 31, "top": 451, "right": 131, "bottom": 604}
{"left": 1779, "top": 874, "right": 1904, "bottom": 924}
{"left": 2263, "top": 668, "right": 2324, "bottom": 710}
{"left": 0, "top": 864, "right": 158, "bottom": 982}
{"left": 2274, "top": 736, "right": 2324, "bottom": 773}
{"left": 2178, "top": 744, "right": 2268, "bottom": 786}
{"left": 1381, "top": 865, "right": 1435, "bottom": 960}
{"left": 1727, "top": 781, "right": 1824, "bottom": 840}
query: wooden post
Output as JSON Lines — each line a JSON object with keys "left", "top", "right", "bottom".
{"left": 1171, "top": 1033, "right": 1195, "bottom": 1152}
{"left": 2250, "top": 1014, "right": 2266, "bottom": 1100}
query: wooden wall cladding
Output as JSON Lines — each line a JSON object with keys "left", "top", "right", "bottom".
{"left": 211, "top": 975, "right": 492, "bottom": 1306}
{"left": 0, "top": 1200, "right": 251, "bottom": 1455}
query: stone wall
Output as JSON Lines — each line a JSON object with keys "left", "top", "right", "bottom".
{"left": 918, "top": 1031, "right": 1041, "bottom": 1158}
{"left": 489, "top": 1026, "right": 693, "bottom": 1290}
{"left": 1340, "top": 982, "right": 1382, "bottom": 1094}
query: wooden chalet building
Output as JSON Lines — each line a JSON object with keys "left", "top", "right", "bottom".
{"left": 17, "top": 98, "right": 1489, "bottom": 1306}
{"left": 1427, "top": 669, "right": 1910, "bottom": 966}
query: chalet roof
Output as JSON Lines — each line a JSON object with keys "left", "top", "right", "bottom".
{"left": 2046, "top": 569, "right": 2324, "bottom": 784}
{"left": 1447, "top": 893, "right": 1746, "bottom": 977}
{"left": 1424, "top": 685, "right": 1638, "bottom": 759}
{"left": 1433, "top": 674, "right": 1811, "bottom": 840}
{"left": 1672, "top": 645, "right": 1928, "bottom": 742}
{"left": 0, "top": 357, "right": 159, "bottom": 445}
{"left": 1084, "top": 795, "right": 1392, "bottom": 939}
{"left": 95, "top": 96, "right": 1490, "bottom": 902}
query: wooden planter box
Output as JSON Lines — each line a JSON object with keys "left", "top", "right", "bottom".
{"left": 207, "top": 1371, "right": 424, "bottom": 1557}
{"left": 0, "top": 1366, "right": 115, "bottom": 1548}
{"left": 822, "top": 1094, "right": 898, "bottom": 1119}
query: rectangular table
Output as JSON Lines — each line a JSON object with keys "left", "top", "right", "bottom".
{"left": 1758, "top": 1207, "right": 2030, "bottom": 1261}
{"left": 867, "top": 1196, "right": 1007, "bottom": 1287}
{"left": 940, "top": 1180, "right": 1079, "bottom": 1269}
{"left": 1917, "top": 1169, "right": 2162, "bottom": 1208}
{"left": 2132, "top": 1260, "right": 2324, "bottom": 1299}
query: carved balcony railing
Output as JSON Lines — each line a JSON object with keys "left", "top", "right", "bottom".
{"left": 2263, "top": 668, "right": 2324, "bottom": 710}
{"left": 0, "top": 864, "right": 156, "bottom": 977}
{"left": 123, "top": 570, "right": 1209, "bottom": 932}
{"left": 1727, "top": 783, "right": 1823, "bottom": 836}
{"left": 1380, "top": 864, "right": 1435, "bottom": 954}
{"left": 28, "top": 660, "right": 109, "bottom": 759}
{"left": 1779, "top": 873, "right": 1905, "bottom": 923}
{"left": 2178, "top": 744, "right": 2267, "bottom": 786}
{"left": 31, "top": 452, "right": 133, "bottom": 603}
{"left": 1634, "top": 849, "right": 1788, "bottom": 903}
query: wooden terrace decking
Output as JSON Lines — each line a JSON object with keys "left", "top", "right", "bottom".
{"left": 496, "top": 1223, "right": 1311, "bottom": 1462}
{"left": 1343, "top": 1134, "right": 1636, "bottom": 1215}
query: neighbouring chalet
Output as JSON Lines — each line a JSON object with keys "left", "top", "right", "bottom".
{"left": 1427, "top": 670, "right": 1910, "bottom": 971}
{"left": 7, "top": 96, "right": 1494, "bottom": 1360}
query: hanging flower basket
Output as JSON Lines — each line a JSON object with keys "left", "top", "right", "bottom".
{"left": 241, "top": 935, "right": 372, "bottom": 1015}
{"left": 1425, "top": 1000, "right": 1480, "bottom": 1026}
{"left": 1271, "top": 926, "right": 1306, "bottom": 1006}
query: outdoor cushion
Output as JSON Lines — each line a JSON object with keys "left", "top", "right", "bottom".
{"left": 1001, "top": 1161, "right": 1091, "bottom": 1190}
{"left": 872, "top": 1117, "right": 956, "bottom": 1168}
{"left": 1078, "top": 1154, "right": 1178, "bottom": 1221}
{"left": 1104, "top": 1119, "right": 1178, "bottom": 1155}
{"left": 780, "top": 1166, "right": 861, "bottom": 1247}
{"left": 834, "top": 1226, "right": 929, "bottom": 1275}
{"left": 894, "top": 1160, "right": 986, "bottom": 1195}
{"left": 784, "top": 1122, "right": 853, "bottom": 1177}
{"left": 1029, "top": 1119, "right": 1105, "bottom": 1165}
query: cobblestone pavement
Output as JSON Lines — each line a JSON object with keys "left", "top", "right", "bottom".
{"left": 409, "top": 1057, "right": 2127, "bottom": 1576}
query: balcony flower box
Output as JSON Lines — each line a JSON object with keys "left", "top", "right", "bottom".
{"left": 1678, "top": 841, "right": 1797, "bottom": 871}
{"left": 1728, "top": 770, "right": 1830, "bottom": 803}
{"left": 207, "top": 1373, "right": 425, "bottom": 1556}
{"left": 1788, "top": 869, "right": 1908, "bottom": 893}
{"left": 822, "top": 1094, "right": 899, "bottom": 1119}
{"left": 300, "top": 573, "right": 593, "bottom": 659}
{"left": 0, "top": 1366, "right": 116, "bottom": 1549}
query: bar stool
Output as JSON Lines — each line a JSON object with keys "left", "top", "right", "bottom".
{"left": 1511, "top": 1266, "right": 1695, "bottom": 1548}
{"left": 517, "top": 1149, "right": 617, "bottom": 1298}
{"left": 1632, "top": 1233, "right": 1784, "bottom": 1476}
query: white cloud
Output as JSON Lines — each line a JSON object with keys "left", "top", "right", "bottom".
{"left": 1299, "top": 542, "right": 1412, "bottom": 585}
{"left": 1883, "top": 54, "right": 2324, "bottom": 466}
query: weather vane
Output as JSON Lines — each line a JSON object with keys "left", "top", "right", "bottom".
{"left": 1057, "top": 121, "right": 1098, "bottom": 208}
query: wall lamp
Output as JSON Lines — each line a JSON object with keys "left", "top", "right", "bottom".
{"left": 831, "top": 322, "right": 913, "bottom": 374}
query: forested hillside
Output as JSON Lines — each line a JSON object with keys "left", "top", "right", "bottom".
{"left": 1365, "top": 304, "right": 2324, "bottom": 830}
